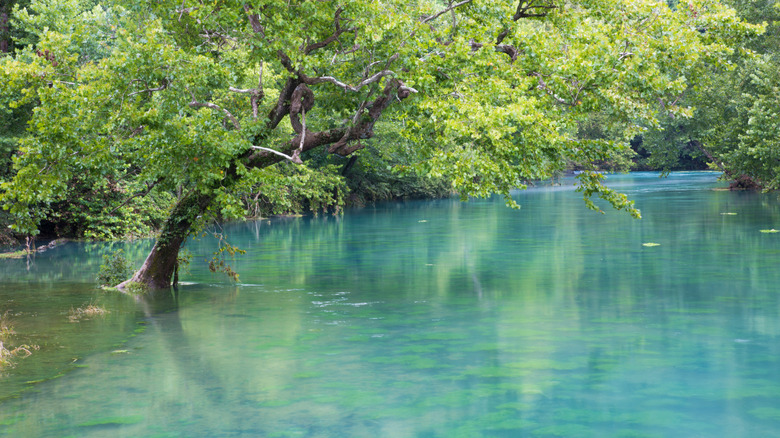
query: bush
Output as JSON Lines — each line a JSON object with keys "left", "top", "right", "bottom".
{"left": 97, "top": 249, "right": 132, "bottom": 287}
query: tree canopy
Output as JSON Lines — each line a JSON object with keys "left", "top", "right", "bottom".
{"left": 0, "top": 0, "right": 761, "bottom": 288}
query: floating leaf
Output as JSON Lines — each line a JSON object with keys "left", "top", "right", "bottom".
{"left": 642, "top": 243, "right": 661, "bottom": 247}
{"left": 720, "top": 212, "right": 737, "bottom": 215}
{"left": 418, "top": 220, "right": 428, "bottom": 223}
{"left": 111, "top": 350, "right": 129, "bottom": 354}
{"left": 760, "top": 229, "right": 780, "bottom": 233}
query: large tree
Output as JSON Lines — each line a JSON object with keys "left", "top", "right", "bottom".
{"left": 1, "top": 0, "right": 758, "bottom": 289}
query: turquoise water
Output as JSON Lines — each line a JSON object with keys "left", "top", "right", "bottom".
{"left": 2, "top": 171, "right": 780, "bottom": 437}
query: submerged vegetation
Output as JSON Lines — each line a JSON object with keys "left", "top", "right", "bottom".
{"left": 68, "top": 304, "right": 109, "bottom": 323}
{"left": 0, "top": 312, "right": 37, "bottom": 371}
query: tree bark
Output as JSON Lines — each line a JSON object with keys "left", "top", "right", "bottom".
{"left": 0, "top": 12, "right": 9, "bottom": 53}
{"left": 118, "top": 190, "right": 213, "bottom": 291}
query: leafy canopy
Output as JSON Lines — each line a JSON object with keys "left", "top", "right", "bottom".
{"left": 0, "top": 0, "right": 761, "bottom": 236}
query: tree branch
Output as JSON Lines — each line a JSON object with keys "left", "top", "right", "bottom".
{"left": 532, "top": 72, "right": 570, "bottom": 105}
{"left": 302, "top": 70, "right": 396, "bottom": 92}
{"left": 513, "top": 0, "right": 558, "bottom": 20}
{"left": 128, "top": 83, "right": 168, "bottom": 97}
{"left": 249, "top": 146, "right": 302, "bottom": 164}
{"left": 422, "top": 0, "right": 473, "bottom": 24}
{"left": 108, "top": 180, "right": 160, "bottom": 215}
{"left": 188, "top": 91, "right": 241, "bottom": 130}
{"left": 245, "top": 79, "right": 415, "bottom": 168}
{"left": 229, "top": 63, "right": 264, "bottom": 119}
{"left": 243, "top": 4, "right": 265, "bottom": 36}
{"left": 304, "top": 7, "right": 356, "bottom": 54}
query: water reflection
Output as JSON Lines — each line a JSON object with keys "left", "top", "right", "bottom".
{"left": 2, "top": 172, "right": 780, "bottom": 436}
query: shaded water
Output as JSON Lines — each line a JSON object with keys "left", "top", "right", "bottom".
{"left": 2, "top": 171, "right": 780, "bottom": 437}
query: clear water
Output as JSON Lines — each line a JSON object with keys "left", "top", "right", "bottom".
{"left": 2, "top": 171, "right": 780, "bottom": 437}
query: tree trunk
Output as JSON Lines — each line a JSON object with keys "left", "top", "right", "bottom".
{"left": 0, "top": 12, "right": 9, "bottom": 53}
{"left": 690, "top": 139, "right": 762, "bottom": 190}
{"left": 117, "top": 190, "right": 213, "bottom": 291}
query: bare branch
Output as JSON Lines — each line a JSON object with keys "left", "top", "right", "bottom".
{"left": 228, "top": 64, "right": 265, "bottom": 119}
{"left": 277, "top": 50, "right": 297, "bottom": 74}
{"left": 303, "top": 70, "right": 396, "bottom": 92}
{"left": 496, "top": 44, "right": 520, "bottom": 62}
{"left": 293, "top": 106, "right": 306, "bottom": 164}
{"left": 267, "top": 77, "right": 302, "bottom": 130}
{"left": 228, "top": 87, "right": 256, "bottom": 94}
{"left": 532, "top": 73, "right": 570, "bottom": 105}
{"left": 249, "top": 146, "right": 301, "bottom": 163}
{"left": 330, "top": 44, "right": 361, "bottom": 64}
{"left": 246, "top": 79, "right": 415, "bottom": 169}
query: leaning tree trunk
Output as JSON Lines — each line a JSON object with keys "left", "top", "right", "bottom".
{"left": 117, "top": 191, "right": 214, "bottom": 291}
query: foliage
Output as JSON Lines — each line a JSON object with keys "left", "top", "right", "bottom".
{"left": 96, "top": 249, "right": 132, "bottom": 286}
{"left": 0, "top": 311, "right": 13, "bottom": 340}
{"left": 640, "top": 0, "right": 780, "bottom": 187}
{"left": 238, "top": 162, "right": 347, "bottom": 218}
{"left": 208, "top": 234, "right": 245, "bottom": 282}
{"left": 306, "top": 120, "right": 453, "bottom": 206}
{"left": 343, "top": 148, "right": 453, "bottom": 206}
{"left": 43, "top": 181, "right": 174, "bottom": 240}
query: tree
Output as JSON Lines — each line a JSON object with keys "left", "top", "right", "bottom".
{"left": 639, "top": 0, "right": 778, "bottom": 188}
{"left": 1, "top": 0, "right": 759, "bottom": 289}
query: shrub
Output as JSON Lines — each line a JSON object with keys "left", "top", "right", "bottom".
{"left": 97, "top": 249, "right": 133, "bottom": 287}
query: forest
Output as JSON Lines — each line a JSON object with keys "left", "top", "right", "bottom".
{"left": 0, "top": 0, "right": 778, "bottom": 288}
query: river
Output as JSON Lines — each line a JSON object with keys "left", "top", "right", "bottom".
{"left": 1, "top": 171, "right": 780, "bottom": 436}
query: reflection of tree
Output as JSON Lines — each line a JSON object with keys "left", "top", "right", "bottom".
{"left": 0, "top": 241, "right": 155, "bottom": 283}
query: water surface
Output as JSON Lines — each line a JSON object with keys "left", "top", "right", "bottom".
{"left": 2, "top": 171, "right": 780, "bottom": 437}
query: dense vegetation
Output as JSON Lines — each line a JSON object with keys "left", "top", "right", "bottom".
{"left": 0, "top": 0, "right": 772, "bottom": 288}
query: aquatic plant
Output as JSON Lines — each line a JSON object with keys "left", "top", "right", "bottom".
{"left": 0, "top": 311, "right": 13, "bottom": 340}
{"left": 68, "top": 304, "right": 110, "bottom": 323}
{"left": 0, "top": 313, "right": 37, "bottom": 370}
